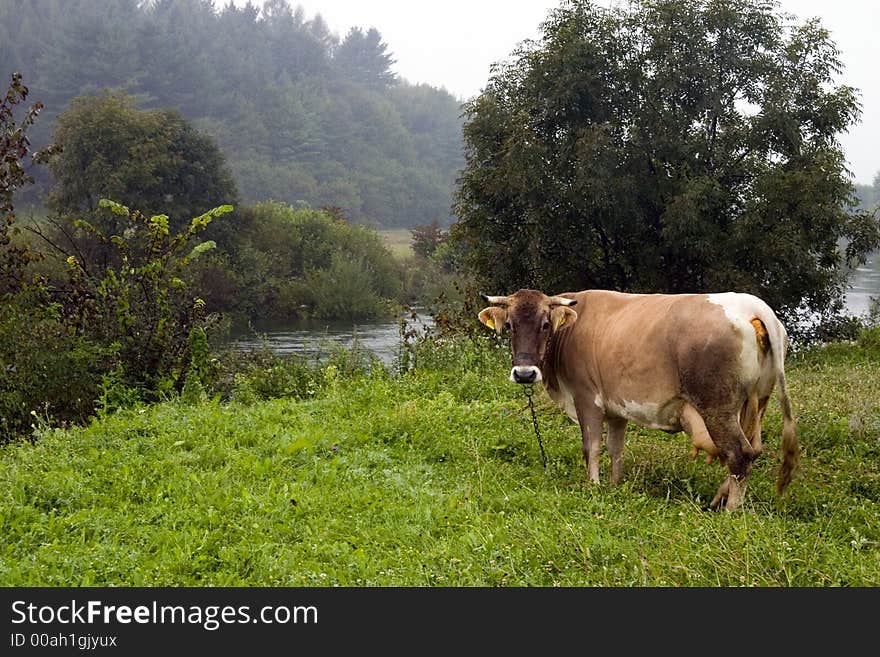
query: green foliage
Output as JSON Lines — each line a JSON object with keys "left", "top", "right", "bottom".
{"left": 304, "top": 254, "right": 389, "bottom": 320}
{"left": 451, "top": 0, "right": 880, "bottom": 331}
{"left": 1, "top": 336, "right": 878, "bottom": 585}
{"left": 221, "top": 201, "right": 403, "bottom": 321}
{"left": 0, "top": 72, "right": 105, "bottom": 440}
{"left": 378, "top": 224, "right": 462, "bottom": 320}
{"left": 60, "top": 200, "right": 232, "bottom": 404}
{"left": 0, "top": 72, "right": 54, "bottom": 294}
{"left": 410, "top": 219, "right": 446, "bottom": 259}
{"left": 95, "top": 364, "right": 142, "bottom": 419}
{"left": 1, "top": 73, "right": 240, "bottom": 439}
{"left": 181, "top": 326, "right": 211, "bottom": 405}
{"left": 0, "top": 288, "right": 108, "bottom": 438}
{"left": 230, "top": 360, "right": 321, "bottom": 405}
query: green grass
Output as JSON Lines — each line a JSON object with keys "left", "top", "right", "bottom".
{"left": 1, "top": 335, "right": 878, "bottom": 586}
{"left": 379, "top": 228, "right": 414, "bottom": 259}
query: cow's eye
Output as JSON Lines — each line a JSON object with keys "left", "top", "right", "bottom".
{"left": 503, "top": 321, "right": 512, "bottom": 331}
{"left": 542, "top": 320, "right": 551, "bottom": 332}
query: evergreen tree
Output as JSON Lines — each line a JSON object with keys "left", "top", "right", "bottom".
{"left": 138, "top": 0, "right": 221, "bottom": 116}
{"left": 334, "top": 27, "right": 398, "bottom": 89}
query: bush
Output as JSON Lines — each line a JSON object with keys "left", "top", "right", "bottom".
{"left": 305, "top": 254, "right": 391, "bottom": 320}
{"left": 55, "top": 200, "right": 233, "bottom": 402}
{"left": 224, "top": 202, "right": 403, "bottom": 321}
{"left": 0, "top": 288, "right": 109, "bottom": 439}
{"left": 858, "top": 325, "right": 880, "bottom": 352}
{"left": 410, "top": 219, "right": 446, "bottom": 259}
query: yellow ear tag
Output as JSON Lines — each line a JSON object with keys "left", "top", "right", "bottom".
{"left": 553, "top": 313, "right": 566, "bottom": 331}
{"left": 485, "top": 317, "right": 495, "bottom": 330}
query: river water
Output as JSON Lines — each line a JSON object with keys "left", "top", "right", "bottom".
{"left": 228, "top": 255, "right": 880, "bottom": 364}
{"left": 227, "top": 312, "right": 435, "bottom": 367}
{"left": 844, "top": 250, "right": 880, "bottom": 318}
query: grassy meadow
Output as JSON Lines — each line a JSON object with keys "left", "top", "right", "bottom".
{"left": 379, "top": 228, "right": 415, "bottom": 259}
{"left": 1, "top": 333, "right": 878, "bottom": 586}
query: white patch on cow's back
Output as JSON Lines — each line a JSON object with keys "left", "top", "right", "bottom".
{"left": 706, "top": 293, "right": 763, "bottom": 383}
{"left": 706, "top": 292, "right": 763, "bottom": 322}
{"left": 604, "top": 398, "right": 678, "bottom": 431}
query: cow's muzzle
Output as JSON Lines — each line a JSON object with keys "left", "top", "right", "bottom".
{"left": 510, "top": 365, "right": 542, "bottom": 384}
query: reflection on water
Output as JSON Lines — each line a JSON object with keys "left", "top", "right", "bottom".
{"left": 228, "top": 312, "right": 435, "bottom": 366}
{"left": 845, "top": 250, "right": 880, "bottom": 317}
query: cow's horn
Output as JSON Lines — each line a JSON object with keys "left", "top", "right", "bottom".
{"left": 480, "top": 293, "right": 509, "bottom": 306}
{"left": 549, "top": 295, "right": 577, "bottom": 307}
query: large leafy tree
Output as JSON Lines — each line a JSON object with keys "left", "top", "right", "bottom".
{"left": 451, "top": 0, "right": 880, "bottom": 326}
{"left": 47, "top": 92, "right": 239, "bottom": 236}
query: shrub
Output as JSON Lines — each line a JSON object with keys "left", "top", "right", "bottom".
{"left": 410, "top": 219, "right": 446, "bottom": 259}
{"left": 224, "top": 202, "right": 403, "bottom": 321}
{"left": 0, "top": 288, "right": 109, "bottom": 439}
{"left": 858, "top": 325, "right": 880, "bottom": 353}
{"left": 305, "top": 254, "right": 391, "bottom": 320}
{"left": 54, "top": 200, "right": 233, "bottom": 402}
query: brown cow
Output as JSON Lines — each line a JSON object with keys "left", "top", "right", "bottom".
{"left": 478, "top": 289, "right": 799, "bottom": 510}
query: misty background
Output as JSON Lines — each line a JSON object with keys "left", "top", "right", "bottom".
{"left": 1, "top": 0, "right": 464, "bottom": 229}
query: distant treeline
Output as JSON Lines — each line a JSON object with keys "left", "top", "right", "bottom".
{"left": 0, "top": 0, "right": 464, "bottom": 227}
{"left": 854, "top": 177, "right": 880, "bottom": 212}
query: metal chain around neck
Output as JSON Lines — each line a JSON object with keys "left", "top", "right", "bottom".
{"left": 523, "top": 384, "right": 547, "bottom": 468}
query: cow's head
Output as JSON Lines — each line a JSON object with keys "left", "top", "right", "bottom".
{"left": 478, "top": 289, "right": 578, "bottom": 384}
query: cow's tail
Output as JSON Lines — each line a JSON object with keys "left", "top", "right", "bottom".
{"left": 761, "top": 312, "right": 799, "bottom": 494}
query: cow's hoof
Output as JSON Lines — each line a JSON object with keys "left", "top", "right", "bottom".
{"left": 710, "top": 475, "right": 745, "bottom": 511}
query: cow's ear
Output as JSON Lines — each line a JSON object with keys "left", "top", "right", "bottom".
{"left": 478, "top": 307, "right": 507, "bottom": 334}
{"left": 551, "top": 306, "right": 578, "bottom": 332}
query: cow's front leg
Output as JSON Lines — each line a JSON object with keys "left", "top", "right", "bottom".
{"left": 606, "top": 417, "right": 628, "bottom": 485}
{"left": 576, "top": 403, "right": 605, "bottom": 484}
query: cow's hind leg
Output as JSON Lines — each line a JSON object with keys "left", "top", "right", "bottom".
{"left": 739, "top": 391, "right": 766, "bottom": 456}
{"left": 706, "top": 416, "right": 759, "bottom": 511}
{"left": 606, "top": 417, "right": 627, "bottom": 485}
{"left": 753, "top": 394, "right": 771, "bottom": 454}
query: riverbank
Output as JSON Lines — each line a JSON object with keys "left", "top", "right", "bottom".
{"left": 1, "top": 332, "right": 878, "bottom": 586}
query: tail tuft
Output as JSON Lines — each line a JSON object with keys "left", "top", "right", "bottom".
{"left": 776, "top": 387, "right": 799, "bottom": 494}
